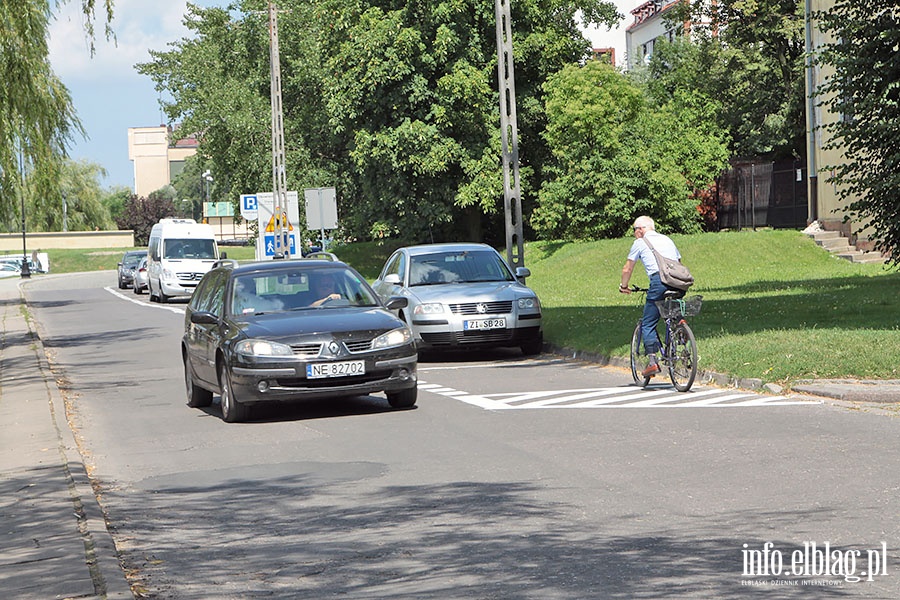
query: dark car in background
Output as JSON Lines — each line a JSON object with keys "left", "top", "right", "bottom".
{"left": 117, "top": 250, "right": 146, "bottom": 289}
{"left": 182, "top": 257, "right": 418, "bottom": 422}
{"left": 372, "top": 243, "right": 543, "bottom": 355}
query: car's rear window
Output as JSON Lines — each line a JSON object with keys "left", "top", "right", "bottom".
{"left": 123, "top": 253, "right": 144, "bottom": 267}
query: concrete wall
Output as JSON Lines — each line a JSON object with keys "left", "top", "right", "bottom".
{"left": 0, "top": 230, "right": 135, "bottom": 251}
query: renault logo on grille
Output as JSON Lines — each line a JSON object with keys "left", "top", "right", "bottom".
{"left": 327, "top": 341, "right": 341, "bottom": 355}
{"left": 476, "top": 303, "right": 488, "bottom": 313}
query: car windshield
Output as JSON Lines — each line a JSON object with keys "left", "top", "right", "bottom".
{"left": 408, "top": 250, "right": 514, "bottom": 286}
{"left": 230, "top": 267, "right": 381, "bottom": 316}
{"left": 163, "top": 239, "right": 217, "bottom": 260}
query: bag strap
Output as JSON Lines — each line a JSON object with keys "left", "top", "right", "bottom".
{"left": 643, "top": 234, "right": 678, "bottom": 263}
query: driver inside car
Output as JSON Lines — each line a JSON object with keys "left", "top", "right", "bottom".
{"left": 308, "top": 274, "right": 342, "bottom": 307}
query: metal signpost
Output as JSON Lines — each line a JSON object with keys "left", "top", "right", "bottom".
{"left": 304, "top": 187, "right": 338, "bottom": 250}
{"left": 494, "top": 0, "right": 525, "bottom": 271}
{"left": 268, "top": 1, "right": 290, "bottom": 257}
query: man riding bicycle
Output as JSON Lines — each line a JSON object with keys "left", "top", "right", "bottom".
{"left": 618, "top": 216, "right": 685, "bottom": 378}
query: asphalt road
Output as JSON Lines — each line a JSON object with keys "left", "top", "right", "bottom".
{"left": 23, "top": 272, "right": 900, "bottom": 599}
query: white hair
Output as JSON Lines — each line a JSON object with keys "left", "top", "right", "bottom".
{"left": 633, "top": 216, "right": 655, "bottom": 231}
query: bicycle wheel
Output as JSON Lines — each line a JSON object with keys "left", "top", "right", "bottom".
{"left": 668, "top": 321, "right": 697, "bottom": 392}
{"left": 630, "top": 322, "right": 651, "bottom": 387}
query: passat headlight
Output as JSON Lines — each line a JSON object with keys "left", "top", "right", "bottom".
{"left": 371, "top": 327, "right": 412, "bottom": 349}
{"left": 235, "top": 339, "right": 294, "bottom": 357}
{"left": 517, "top": 296, "right": 540, "bottom": 310}
{"left": 413, "top": 302, "right": 445, "bottom": 315}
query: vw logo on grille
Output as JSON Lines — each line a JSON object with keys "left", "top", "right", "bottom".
{"left": 476, "top": 303, "right": 488, "bottom": 314}
{"left": 328, "top": 341, "right": 341, "bottom": 355}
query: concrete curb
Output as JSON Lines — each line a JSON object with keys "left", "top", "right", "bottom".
{"left": 792, "top": 380, "right": 900, "bottom": 404}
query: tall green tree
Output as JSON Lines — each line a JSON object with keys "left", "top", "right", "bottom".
{"left": 816, "top": 0, "right": 900, "bottom": 267}
{"left": 647, "top": 0, "right": 806, "bottom": 160}
{"left": 533, "top": 61, "right": 730, "bottom": 240}
{"left": 0, "top": 0, "right": 114, "bottom": 230}
{"left": 33, "top": 159, "right": 115, "bottom": 231}
{"left": 137, "top": 0, "right": 621, "bottom": 244}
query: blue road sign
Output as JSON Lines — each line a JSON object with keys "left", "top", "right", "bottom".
{"left": 240, "top": 194, "right": 259, "bottom": 219}
{"left": 263, "top": 233, "right": 297, "bottom": 256}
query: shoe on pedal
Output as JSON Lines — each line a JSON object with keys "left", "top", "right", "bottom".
{"left": 642, "top": 363, "right": 661, "bottom": 378}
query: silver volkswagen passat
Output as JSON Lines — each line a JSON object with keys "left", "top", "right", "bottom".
{"left": 372, "top": 243, "right": 543, "bottom": 355}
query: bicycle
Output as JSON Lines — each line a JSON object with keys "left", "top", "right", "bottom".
{"left": 628, "top": 286, "right": 702, "bottom": 392}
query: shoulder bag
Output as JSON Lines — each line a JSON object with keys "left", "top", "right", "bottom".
{"left": 642, "top": 236, "right": 694, "bottom": 291}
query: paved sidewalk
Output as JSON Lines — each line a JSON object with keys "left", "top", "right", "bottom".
{"left": 0, "top": 276, "right": 132, "bottom": 600}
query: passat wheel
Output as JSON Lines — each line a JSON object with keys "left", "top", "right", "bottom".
{"left": 218, "top": 362, "right": 249, "bottom": 422}
{"left": 520, "top": 334, "right": 543, "bottom": 356}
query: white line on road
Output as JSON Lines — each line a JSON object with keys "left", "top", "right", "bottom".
{"left": 105, "top": 287, "right": 185, "bottom": 314}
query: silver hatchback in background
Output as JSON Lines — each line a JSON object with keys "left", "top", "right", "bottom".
{"left": 372, "top": 243, "right": 543, "bottom": 355}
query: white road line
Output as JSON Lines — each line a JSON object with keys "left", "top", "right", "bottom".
{"left": 105, "top": 287, "right": 185, "bottom": 314}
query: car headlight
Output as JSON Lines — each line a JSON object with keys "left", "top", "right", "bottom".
{"left": 413, "top": 303, "right": 445, "bottom": 315}
{"left": 235, "top": 339, "right": 294, "bottom": 357}
{"left": 517, "top": 297, "right": 540, "bottom": 310}
{"left": 371, "top": 327, "right": 412, "bottom": 349}
{"left": 162, "top": 268, "right": 175, "bottom": 280}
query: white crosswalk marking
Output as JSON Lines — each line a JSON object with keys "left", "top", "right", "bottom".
{"left": 418, "top": 381, "right": 821, "bottom": 409}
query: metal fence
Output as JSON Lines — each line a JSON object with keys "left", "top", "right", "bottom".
{"left": 714, "top": 159, "right": 808, "bottom": 230}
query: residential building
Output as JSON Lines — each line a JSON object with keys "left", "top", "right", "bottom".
{"left": 625, "top": 0, "right": 684, "bottom": 70}
{"left": 128, "top": 125, "right": 250, "bottom": 242}
{"left": 127, "top": 125, "right": 199, "bottom": 198}
{"left": 590, "top": 47, "right": 616, "bottom": 66}
{"left": 803, "top": 0, "right": 877, "bottom": 252}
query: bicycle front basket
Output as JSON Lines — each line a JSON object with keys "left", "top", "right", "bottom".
{"left": 656, "top": 295, "right": 703, "bottom": 318}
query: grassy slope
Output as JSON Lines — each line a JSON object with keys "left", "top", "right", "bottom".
{"left": 34, "top": 230, "right": 900, "bottom": 386}
{"left": 525, "top": 230, "right": 900, "bottom": 385}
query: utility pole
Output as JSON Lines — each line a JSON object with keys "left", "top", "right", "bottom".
{"left": 495, "top": 0, "right": 525, "bottom": 271}
{"left": 268, "top": 1, "right": 290, "bottom": 257}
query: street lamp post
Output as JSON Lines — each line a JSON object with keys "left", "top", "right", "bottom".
{"left": 20, "top": 187, "right": 30, "bottom": 278}
{"left": 202, "top": 170, "right": 213, "bottom": 221}
{"left": 18, "top": 147, "right": 30, "bottom": 279}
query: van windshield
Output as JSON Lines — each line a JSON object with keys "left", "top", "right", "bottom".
{"left": 163, "top": 239, "right": 217, "bottom": 260}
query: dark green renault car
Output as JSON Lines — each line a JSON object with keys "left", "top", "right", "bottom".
{"left": 182, "top": 257, "right": 417, "bottom": 422}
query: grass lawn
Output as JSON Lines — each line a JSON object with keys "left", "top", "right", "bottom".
{"left": 524, "top": 230, "right": 900, "bottom": 386}
{"left": 31, "top": 230, "right": 900, "bottom": 387}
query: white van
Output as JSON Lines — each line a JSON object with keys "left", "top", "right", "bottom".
{"left": 147, "top": 218, "right": 219, "bottom": 303}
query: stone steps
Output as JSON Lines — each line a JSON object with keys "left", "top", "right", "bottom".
{"left": 808, "top": 230, "right": 885, "bottom": 264}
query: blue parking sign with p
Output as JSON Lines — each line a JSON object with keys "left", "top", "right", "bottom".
{"left": 240, "top": 194, "right": 259, "bottom": 219}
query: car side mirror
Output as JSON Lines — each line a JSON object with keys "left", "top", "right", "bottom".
{"left": 515, "top": 267, "right": 531, "bottom": 279}
{"left": 190, "top": 311, "right": 219, "bottom": 325}
{"left": 383, "top": 273, "right": 402, "bottom": 285}
{"left": 384, "top": 296, "right": 408, "bottom": 310}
